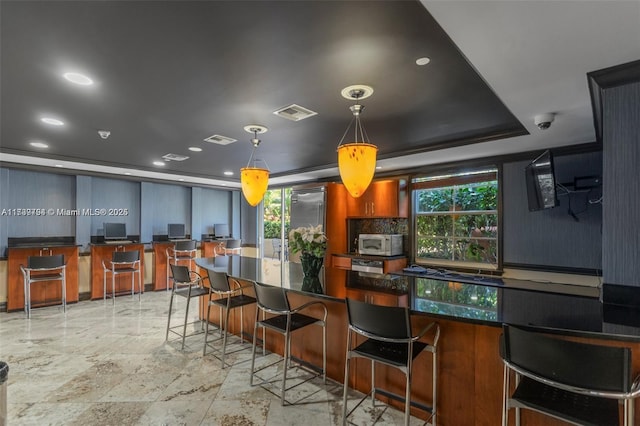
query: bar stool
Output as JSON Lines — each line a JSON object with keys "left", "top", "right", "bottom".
{"left": 501, "top": 324, "right": 640, "bottom": 426}
{"left": 342, "top": 298, "right": 440, "bottom": 426}
{"left": 102, "top": 250, "right": 142, "bottom": 304}
{"left": 223, "top": 239, "right": 242, "bottom": 255}
{"left": 250, "top": 281, "right": 327, "bottom": 405}
{"left": 166, "top": 264, "right": 209, "bottom": 350}
{"left": 203, "top": 269, "right": 256, "bottom": 367}
{"left": 20, "top": 254, "right": 66, "bottom": 319}
{"left": 166, "top": 240, "right": 197, "bottom": 290}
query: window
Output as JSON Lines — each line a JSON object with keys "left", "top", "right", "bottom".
{"left": 413, "top": 168, "right": 498, "bottom": 270}
{"left": 262, "top": 188, "right": 291, "bottom": 259}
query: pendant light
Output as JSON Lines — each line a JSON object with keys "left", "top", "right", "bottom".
{"left": 240, "top": 125, "right": 269, "bottom": 207}
{"left": 337, "top": 85, "right": 378, "bottom": 198}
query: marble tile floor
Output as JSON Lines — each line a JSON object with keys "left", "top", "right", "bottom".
{"left": 0, "top": 291, "right": 427, "bottom": 425}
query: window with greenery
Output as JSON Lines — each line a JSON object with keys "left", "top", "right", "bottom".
{"left": 413, "top": 168, "right": 498, "bottom": 270}
{"left": 263, "top": 188, "right": 291, "bottom": 238}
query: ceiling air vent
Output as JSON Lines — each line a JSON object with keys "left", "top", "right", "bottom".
{"left": 273, "top": 104, "right": 318, "bottom": 121}
{"left": 162, "top": 153, "right": 189, "bottom": 161}
{"left": 203, "top": 134, "right": 237, "bottom": 145}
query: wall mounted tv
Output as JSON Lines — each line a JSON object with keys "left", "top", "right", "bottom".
{"left": 214, "top": 223, "right": 230, "bottom": 238}
{"left": 167, "top": 223, "right": 186, "bottom": 239}
{"left": 525, "top": 150, "right": 559, "bottom": 211}
{"left": 103, "top": 222, "right": 127, "bottom": 240}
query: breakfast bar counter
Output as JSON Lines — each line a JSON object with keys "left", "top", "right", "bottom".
{"left": 196, "top": 256, "right": 640, "bottom": 425}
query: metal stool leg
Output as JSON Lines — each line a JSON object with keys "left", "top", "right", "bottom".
{"left": 166, "top": 290, "right": 174, "bottom": 341}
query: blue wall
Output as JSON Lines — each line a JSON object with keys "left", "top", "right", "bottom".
{"left": 0, "top": 167, "right": 241, "bottom": 255}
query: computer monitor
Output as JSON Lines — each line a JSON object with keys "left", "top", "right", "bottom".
{"left": 214, "top": 223, "right": 230, "bottom": 238}
{"left": 167, "top": 223, "right": 186, "bottom": 239}
{"left": 103, "top": 222, "right": 127, "bottom": 240}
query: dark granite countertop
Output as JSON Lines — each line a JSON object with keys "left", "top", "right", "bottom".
{"left": 195, "top": 256, "right": 640, "bottom": 342}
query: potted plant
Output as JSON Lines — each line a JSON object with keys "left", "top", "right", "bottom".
{"left": 288, "top": 225, "right": 327, "bottom": 291}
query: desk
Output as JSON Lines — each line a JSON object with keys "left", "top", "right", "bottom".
{"left": 90, "top": 243, "right": 145, "bottom": 299}
{"left": 6, "top": 244, "right": 79, "bottom": 312}
{"left": 194, "top": 256, "right": 640, "bottom": 425}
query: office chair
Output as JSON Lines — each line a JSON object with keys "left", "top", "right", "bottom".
{"left": 166, "top": 264, "right": 209, "bottom": 350}
{"left": 342, "top": 298, "right": 440, "bottom": 426}
{"left": 20, "top": 254, "right": 66, "bottom": 318}
{"left": 102, "top": 250, "right": 142, "bottom": 304}
{"left": 250, "top": 281, "right": 327, "bottom": 405}
{"left": 501, "top": 324, "right": 640, "bottom": 426}
{"left": 203, "top": 269, "right": 256, "bottom": 367}
{"left": 166, "top": 239, "right": 197, "bottom": 290}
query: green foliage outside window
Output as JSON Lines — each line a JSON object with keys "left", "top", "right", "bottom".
{"left": 263, "top": 188, "right": 291, "bottom": 239}
{"left": 415, "top": 174, "right": 498, "bottom": 268}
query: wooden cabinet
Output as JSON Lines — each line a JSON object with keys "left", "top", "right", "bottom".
{"left": 332, "top": 255, "right": 352, "bottom": 270}
{"left": 345, "top": 287, "right": 408, "bottom": 307}
{"left": 90, "top": 243, "right": 145, "bottom": 299}
{"left": 346, "top": 179, "right": 408, "bottom": 218}
{"left": 7, "top": 245, "right": 80, "bottom": 312}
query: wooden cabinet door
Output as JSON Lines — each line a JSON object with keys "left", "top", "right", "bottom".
{"left": 332, "top": 255, "right": 352, "bottom": 270}
{"left": 345, "top": 180, "right": 406, "bottom": 218}
{"left": 369, "top": 180, "right": 398, "bottom": 217}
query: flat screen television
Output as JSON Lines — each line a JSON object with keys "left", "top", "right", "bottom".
{"left": 214, "top": 223, "right": 230, "bottom": 238}
{"left": 525, "top": 150, "right": 559, "bottom": 211}
{"left": 167, "top": 223, "right": 186, "bottom": 239}
{"left": 103, "top": 222, "right": 127, "bottom": 240}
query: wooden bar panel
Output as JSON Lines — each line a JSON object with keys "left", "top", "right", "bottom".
{"left": 90, "top": 243, "right": 145, "bottom": 299}
{"left": 7, "top": 246, "right": 79, "bottom": 312}
{"left": 152, "top": 242, "right": 173, "bottom": 291}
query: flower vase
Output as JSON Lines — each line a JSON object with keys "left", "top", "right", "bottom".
{"left": 300, "top": 253, "right": 324, "bottom": 294}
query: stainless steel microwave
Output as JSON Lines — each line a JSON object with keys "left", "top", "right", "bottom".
{"left": 358, "top": 234, "right": 403, "bottom": 256}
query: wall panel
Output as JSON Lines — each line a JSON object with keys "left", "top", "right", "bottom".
{"left": 502, "top": 151, "right": 602, "bottom": 271}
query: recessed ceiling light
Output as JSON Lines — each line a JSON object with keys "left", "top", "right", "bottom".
{"left": 153, "top": 161, "right": 165, "bottom": 166}
{"left": 178, "top": 178, "right": 185, "bottom": 181}
{"left": 416, "top": 57, "right": 431, "bottom": 66}
{"left": 63, "top": 72, "right": 94, "bottom": 86}
{"left": 188, "top": 147, "right": 202, "bottom": 152}
{"left": 55, "top": 164, "right": 64, "bottom": 168}
{"left": 124, "top": 172, "right": 131, "bottom": 175}
{"left": 30, "top": 141, "right": 49, "bottom": 149}
{"left": 224, "top": 171, "right": 234, "bottom": 176}
{"left": 376, "top": 166, "right": 382, "bottom": 169}
{"left": 41, "top": 117, "right": 64, "bottom": 126}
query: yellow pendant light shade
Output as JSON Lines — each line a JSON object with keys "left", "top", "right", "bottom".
{"left": 338, "top": 142, "right": 377, "bottom": 198}
{"left": 337, "top": 85, "right": 378, "bottom": 198}
{"left": 241, "top": 167, "right": 269, "bottom": 207}
{"left": 240, "top": 125, "right": 270, "bottom": 207}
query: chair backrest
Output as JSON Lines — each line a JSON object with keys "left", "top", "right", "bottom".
{"left": 27, "top": 254, "right": 64, "bottom": 269}
{"left": 170, "top": 264, "right": 193, "bottom": 284}
{"left": 225, "top": 239, "right": 241, "bottom": 249}
{"left": 346, "top": 298, "right": 412, "bottom": 340}
{"left": 502, "top": 324, "right": 632, "bottom": 392}
{"left": 207, "top": 269, "right": 231, "bottom": 292}
{"left": 174, "top": 240, "right": 196, "bottom": 251}
{"left": 253, "top": 281, "right": 290, "bottom": 312}
{"left": 272, "top": 239, "right": 281, "bottom": 251}
{"left": 112, "top": 250, "right": 140, "bottom": 263}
